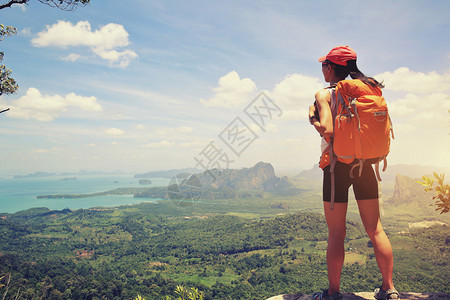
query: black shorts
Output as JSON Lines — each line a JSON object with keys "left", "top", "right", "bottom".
{"left": 323, "top": 161, "right": 378, "bottom": 203}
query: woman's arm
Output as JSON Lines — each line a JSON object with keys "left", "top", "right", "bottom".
{"left": 309, "top": 89, "right": 333, "bottom": 139}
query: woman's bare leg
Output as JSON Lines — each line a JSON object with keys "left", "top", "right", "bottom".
{"left": 323, "top": 201, "right": 348, "bottom": 295}
{"left": 357, "top": 199, "right": 395, "bottom": 290}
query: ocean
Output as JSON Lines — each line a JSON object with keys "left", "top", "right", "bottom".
{"left": 0, "top": 174, "right": 171, "bottom": 214}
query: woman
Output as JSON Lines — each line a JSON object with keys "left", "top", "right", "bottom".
{"left": 309, "top": 46, "right": 399, "bottom": 300}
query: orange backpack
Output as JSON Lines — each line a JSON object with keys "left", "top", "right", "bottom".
{"left": 328, "top": 79, "right": 394, "bottom": 208}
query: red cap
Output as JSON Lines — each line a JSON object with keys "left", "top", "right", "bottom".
{"left": 318, "top": 45, "right": 357, "bottom": 66}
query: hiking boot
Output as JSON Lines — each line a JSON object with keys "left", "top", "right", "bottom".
{"left": 311, "top": 289, "right": 343, "bottom": 300}
{"left": 374, "top": 286, "right": 400, "bottom": 299}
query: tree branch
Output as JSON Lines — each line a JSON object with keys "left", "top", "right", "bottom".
{"left": 37, "top": 0, "right": 89, "bottom": 11}
{"left": 0, "top": 0, "right": 89, "bottom": 11}
{"left": 0, "top": 0, "right": 28, "bottom": 10}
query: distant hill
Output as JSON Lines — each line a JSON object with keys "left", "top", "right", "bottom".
{"left": 381, "top": 164, "right": 450, "bottom": 182}
{"left": 134, "top": 167, "right": 202, "bottom": 179}
{"left": 5, "top": 207, "right": 73, "bottom": 221}
{"left": 134, "top": 162, "right": 293, "bottom": 199}
{"left": 14, "top": 171, "right": 56, "bottom": 179}
{"left": 13, "top": 170, "right": 125, "bottom": 178}
{"left": 136, "top": 162, "right": 291, "bottom": 191}
{"left": 195, "top": 161, "right": 291, "bottom": 192}
{"left": 296, "top": 164, "right": 322, "bottom": 179}
{"left": 386, "top": 174, "right": 430, "bottom": 205}
{"left": 296, "top": 163, "right": 450, "bottom": 182}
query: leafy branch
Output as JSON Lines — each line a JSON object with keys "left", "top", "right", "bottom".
{"left": 417, "top": 172, "right": 450, "bottom": 214}
{"left": 135, "top": 285, "right": 204, "bottom": 300}
{"left": 0, "top": 24, "right": 16, "bottom": 42}
{"left": 0, "top": 24, "right": 19, "bottom": 96}
{"left": 1, "top": 273, "right": 21, "bottom": 300}
{"left": 173, "top": 285, "right": 204, "bottom": 300}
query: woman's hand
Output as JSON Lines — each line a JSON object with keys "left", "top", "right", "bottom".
{"left": 309, "top": 103, "right": 316, "bottom": 118}
{"left": 312, "top": 89, "right": 333, "bottom": 138}
{"left": 309, "top": 103, "right": 319, "bottom": 125}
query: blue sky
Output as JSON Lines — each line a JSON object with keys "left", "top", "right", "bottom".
{"left": 0, "top": 0, "right": 449, "bottom": 176}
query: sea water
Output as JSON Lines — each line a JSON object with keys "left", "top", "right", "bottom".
{"left": 0, "top": 174, "right": 170, "bottom": 214}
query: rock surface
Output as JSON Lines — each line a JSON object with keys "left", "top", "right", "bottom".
{"left": 266, "top": 292, "right": 450, "bottom": 299}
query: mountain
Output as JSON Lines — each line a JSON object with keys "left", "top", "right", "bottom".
{"left": 133, "top": 162, "right": 293, "bottom": 199}
{"left": 195, "top": 161, "right": 291, "bottom": 192}
{"left": 296, "top": 164, "right": 322, "bottom": 179}
{"left": 386, "top": 174, "right": 430, "bottom": 205}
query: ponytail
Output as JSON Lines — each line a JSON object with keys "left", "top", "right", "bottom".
{"left": 326, "top": 59, "right": 384, "bottom": 89}
{"left": 346, "top": 60, "right": 384, "bottom": 88}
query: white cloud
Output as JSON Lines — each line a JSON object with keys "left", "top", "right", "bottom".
{"left": 375, "top": 67, "right": 450, "bottom": 94}
{"left": 7, "top": 87, "right": 102, "bottom": 121}
{"left": 12, "top": 3, "right": 26, "bottom": 11}
{"left": 20, "top": 27, "right": 31, "bottom": 36}
{"left": 60, "top": 53, "right": 82, "bottom": 62}
{"left": 32, "top": 149, "right": 48, "bottom": 154}
{"left": 268, "top": 73, "right": 324, "bottom": 121}
{"left": 156, "top": 126, "right": 193, "bottom": 135}
{"left": 265, "top": 123, "right": 279, "bottom": 133}
{"left": 135, "top": 124, "right": 147, "bottom": 130}
{"left": 180, "top": 139, "right": 204, "bottom": 148}
{"left": 31, "top": 20, "right": 138, "bottom": 67}
{"left": 389, "top": 92, "right": 448, "bottom": 127}
{"left": 142, "top": 140, "right": 175, "bottom": 148}
{"left": 200, "top": 71, "right": 257, "bottom": 107}
{"left": 177, "top": 126, "right": 193, "bottom": 133}
{"left": 103, "top": 127, "right": 125, "bottom": 136}
{"left": 374, "top": 68, "right": 450, "bottom": 166}
{"left": 93, "top": 48, "right": 138, "bottom": 68}
{"left": 30, "top": 147, "right": 61, "bottom": 155}
{"left": 376, "top": 68, "right": 449, "bottom": 127}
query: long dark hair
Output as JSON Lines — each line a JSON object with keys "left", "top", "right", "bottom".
{"left": 325, "top": 59, "right": 384, "bottom": 88}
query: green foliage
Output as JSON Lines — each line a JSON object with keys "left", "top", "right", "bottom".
{"left": 0, "top": 24, "right": 19, "bottom": 96}
{"left": 0, "top": 273, "right": 21, "bottom": 300}
{"left": 0, "top": 62, "right": 18, "bottom": 96}
{"left": 136, "top": 285, "right": 204, "bottom": 300}
{"left": 393, "top": 225, "right": 450, "bottom": 293}
{"left": 418, "top": 172, "right": 450, "bottom": 214}
{"left": 173, "top": 285, "right": 204, "bottom": 300}
{"left": 0, "top": 24, "right": 16, "bottom": 41}
{"left": 0, "top": 274, "right": 6, "bottom": 288}
{"left": 0, "top": 202, "right": 448, "bottom": 298}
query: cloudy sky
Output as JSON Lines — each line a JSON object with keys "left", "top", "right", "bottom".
{"left": 0, "top": 0, "right": 448, "bottom": 176}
